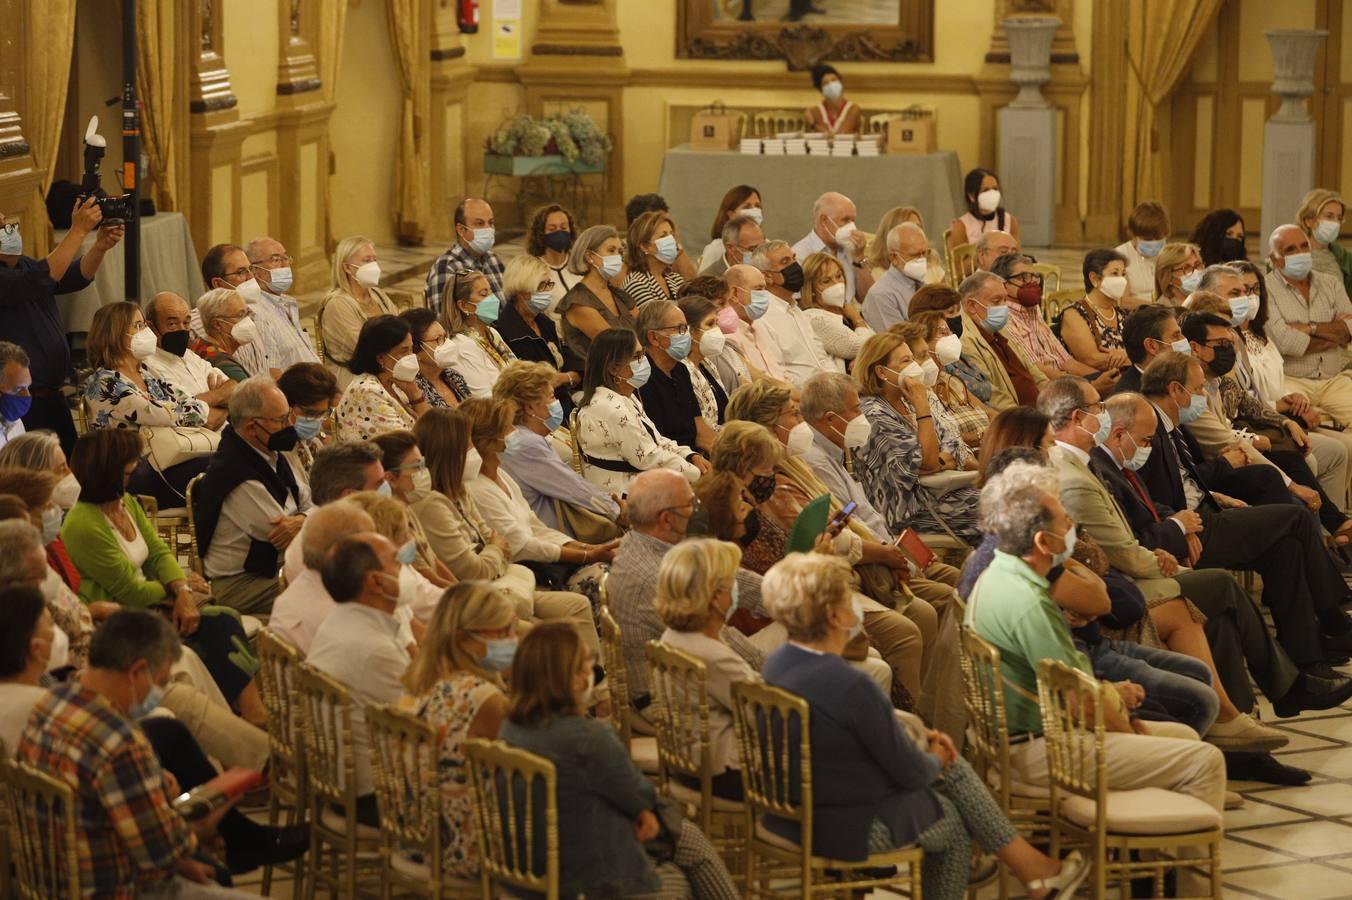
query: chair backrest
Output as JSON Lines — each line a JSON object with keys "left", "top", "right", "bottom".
{"left": 949, "top": 242, "right": 977, "bottom": 288}
{"left": 751, "top": 109, "right": 805, "bottom": 137}
{"left": 300, "top": 316, "right": 323, "bottom": 362}
{"left": 644, "top": 641, "right": 713, "bottom": 812}
{"left": 254, "top": 629, "right": 306, "bottom": 792}
{"left": 464, "top": 738, "right": 559, "bottom": 900}
{"left": 730, "top": 679, "right": 812, "bottom": 854}
{"left": 184, "top": 473, "right": 206, "bottom": 575}
{"left": 0, "top": 756, "right": 82, "bottom": 900}
{"left": 294, "top": 662, "right": 359, "bottom": 809}
{"left": 366, "top": 704, "right": 444, "bottom": 878}
{"left": 1030, "top": 262, "right": 1062, "bottom": 294}
{"left": 1036, "top": 659, "right": 1108, "bottom": 811}
{"left": 957, "top": 627, "right": 1013, "bottom": 803}
{"left": 1041, "top": 289, "right": 1083, "bottom": 328}
{"left": 566, "top": 409, "right": 586, "bottom": 477}
{"left": 597, "top": 605, "right": 633, "bottom": 748}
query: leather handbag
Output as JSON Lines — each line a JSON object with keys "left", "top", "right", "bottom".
{"left": 142, "top": 425, "right": 221, "bottom": 472}
{"left": 553, "top": 498, "right": 623, "bottom": 544}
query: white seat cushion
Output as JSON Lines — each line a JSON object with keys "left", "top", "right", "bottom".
{"left": 241, "top": 615, "right": 262, "bottom": 637}
{"left": 667, "top": 779, "right": 744, "bottom": 812}
{"left": 320, "top": 805, "right": 382, "bottom": 840}
{"left": 631, "top": 736, "right": 659, "bottom": 774}
{"left": 1058, "top": 787, "right": 1222, "bottom": 836}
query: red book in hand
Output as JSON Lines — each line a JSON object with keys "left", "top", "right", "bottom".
{"left": 172, "top": 768, "right": 264, "bottom": 821}
{"left": 895, "top": 528, "right": 936, "bottom": 570}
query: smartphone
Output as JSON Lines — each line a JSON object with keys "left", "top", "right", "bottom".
{"left": 894, "top": 527, "right": 936, "bottom": 569}
{"left": 829, "top": 501, "right": 858, "bottom": 529}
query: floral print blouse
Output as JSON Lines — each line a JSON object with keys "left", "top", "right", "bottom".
{"left": 415, "top": 671, "right": 504, "bottom": 879}
{"left": 334, "top": 373, "right": 416, "bottom": 442}
{"left": 84, "top": 366, "right": 209, "bottom": 431}
{"left": 414, "top": 369, "right": 471, "bottom": 408}
{"left": 575, "top": 387, "right": 700, "bottom": 495}
{"left": 854, "top": 393, "right": 982, "bottom": 545}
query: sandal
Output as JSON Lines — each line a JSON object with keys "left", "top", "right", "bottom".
{"left": 1027, "top": 849, "right": 1091, "bottom": 899}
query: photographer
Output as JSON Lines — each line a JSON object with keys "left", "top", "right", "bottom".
{"left": 1, "top": 197, "right": 124, "bottom": 453}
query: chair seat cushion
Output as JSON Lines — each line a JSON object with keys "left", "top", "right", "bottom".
{"left": 1058, "top": 787, "right": 1222, "bottom": 835}
{"left": 667, "top": 779, "right": 744, "bottom": 812}
{"left": 753, "top": 821, "right": 921, "bottom": 868}
{"left": 320, "top": 805, "right": 382, "bottom": 840}
{"left": 631, "top": 736, "right": 659, "bottom": 774}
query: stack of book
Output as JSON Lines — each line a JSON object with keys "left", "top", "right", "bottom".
{"left": 763, "top": 138, "right": 786, "bottom": 155}
{"left": 807, "top": 137, "right": 832, "bottom": 156}
{"left": 857, "top": 135, "right": 881, "bottom": 157}
{"left": 739, "top": 137, "right": 762, "bottom": 155}
{"left": 831, "top": 136, "right": 856, "bottom": 157}
{"left": 784, "top": 136, "right": 808, "bottom": 155}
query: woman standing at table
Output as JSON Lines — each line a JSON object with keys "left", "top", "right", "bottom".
{"left": 804, "top": 64, "right": 860, "bottom": 136}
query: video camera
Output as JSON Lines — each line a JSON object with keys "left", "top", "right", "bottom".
{"left": 79, "top": 116, "right": 135, "bottom": 227}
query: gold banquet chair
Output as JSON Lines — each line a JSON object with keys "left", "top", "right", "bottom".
{"left": 366, "top": 705, "right": 479, "bottom": 899}
{"left": 597, "top": 604, "right": 660, "bottom": 775}
{"left": 948, "top": 242, "right": 978, "bottom": 288}
{"left": 253, "top": 629, "right": 309, "bottom": 896}
{"left": 751, "top": 109, "right": 806, "bottom": 137}
{"left": 0, "top": 755, "right": 82, "bottom": 900}
{"left": 729, "top": 679, "right": 923, "bottom": 899}
{"left": 464, "top": 738, "right": 561, "bottom": 900}
{"left": 1030, "top": 261, "right": 1062, "bottom": 293}
{"left": 1037, "top": 660, "right": 1223, "bottom": 899}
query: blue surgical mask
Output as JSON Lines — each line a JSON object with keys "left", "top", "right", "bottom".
{"left": 1048, "top": 524, "right": 1077, "bottom": 567}
{"left": 480, "top": 637, "right": 518, "bottom": 672}
{"left": 0, "top": 392, "right": 32, "bottom": 422}
{"left": 129, "top": 678, "right": 165, "bottom": 719}
{"left": 667, "top": 332, "right": 692, "bottom": 360}
{"left": 1180, "top": 270, "right": 1203, "bottom": 293}
{"left": 396, "top": 539, "right": 417, "bottom": 565}
{"left": 528, "top": 291, "right": 552, "bottom": 314}
{"left": 377, "top": 480, "right": 394, "bottom": 498}
{"left": 1169, "top": 338, "right": 1192, "bottom": 356}
{"left": 540, "top": 399, "right": 564, "bottom": 432}
{"left": 1283, "top": 252, "right": 1313, "bottom": 280}
{"left": 1227, "top": 295, "right": 1252, "bottom": 328}
{"left": 654, "top": 234, "right": 679, "bottom": 264}
{"left": 594, "top": 253, "right": 623, "bottom": 279}
{"left": 294, "top": 416, "right": 325, "bottom": 441}
{"left": 267, "top": 266, "right": 294, "bottom": 294}
{"left": 1081, "top": 410, "right": 1110, "bottom": 447}
{"left": 475, "top": 294, "right": 501, "bottom": 325}
{"left": 467, "top": 227, "right": 495, "bottom": 255}
{"left": 746, "top": 289, "right": 771, "bottom": 320}
{"left": 503, "top": 431, "right": 523, "bottom": 458}
{"left": 1, "top": 226, "right": 23, "bottom": 255}
{"left": 41, "top": 505, "right": 63, "bottom": 545}
{"left": 1136, "top": 238, "right": 1165, "bottom": 258}
{"left": 1178, "top": 390, "right": 1208, "bottom": 425}
{"left": 627, "top": 356, "right": 652, "bottom": 389}
{"left": 1121, "top": 433, "right": 1152, "bottom": 471}
{"left": 981, "top": 303, "right": 1009, "bottom": 332}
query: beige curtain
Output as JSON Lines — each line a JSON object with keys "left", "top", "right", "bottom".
{"left": 387, "top": 0, "right": 431, "bottom": 244}
{"left": 136, "top": 0, "right": 184, "bottom": 212}
{"left": 25, "top": 0, "right": 77, "bottom": 198}
{"left": 1122, "top": 0, "right": 1224, "bottom": 219}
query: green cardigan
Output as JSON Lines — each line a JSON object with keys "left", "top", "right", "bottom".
{"left": 61, "top": 494, "right": 186, "bottom": 608}
{"left": 1328, "top": 241, "right": 1352, "bottom": 301}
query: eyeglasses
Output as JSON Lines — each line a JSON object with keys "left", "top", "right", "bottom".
{"left": 658, "top": 496, "right": 702, "bottom": 517}
{"left": 223, "top": 267, "right": 253, "bottom": 281}
{"left": 653, "top": 324, "right": 690, "bottom": 335}
{"left": 389, "top": 459, "right": 427, "bottom": 472}
{"left": 1006, "top": 272, "right": 1043, "bottom": 287}
{"left": 249, "top": 253, "right": 291, "bottom": 268}
{"left": 535, "top": 279, "right": 557, "bottom": 292}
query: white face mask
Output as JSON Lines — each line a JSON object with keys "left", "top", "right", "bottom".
{"left": 935, "top": 333, "right": 963, "bottom": 365}
{"left": 231, "top": 316, "right": 259, "bottom": 345}
{"left": 741, "top": 207, "right": 764, "bottom": 226}
{"left": 977, "top": 189, "right": 1002, "bottom": 214}
{"left": 353, "top": 261, "right": 381, "bottom": 288}
{"left": 46, "top": 624, "right": 70, "bottom": 672}
{"left": 1315, "top": 219, "right": 1341, "bottom": 244}
{"left": 411, "top": 466, "right": 432, "bottom": 494}
{"left": 902, "top": 257, "right": 929, "bottom": 282}
{"left": 820, "top": 282, "right": 847, "bottom": 308}
{"left": 464, "top": 446, "right": 483, "bottom": 481}
{"left": 841, "top": 413, "right": 872, "bottom": 449}
{"left": 389, "top": 353, "right": 419, "bottom": 382}
{"left": 920, "top": 358, "right": 940, "bottom": 386}
{"left": 52, "top": 473, "right": 81, "bottom": 510}
{"left": 833, "top": 221, "right": 857, "bottom": 249}
{"left": 235, "top": 278, "right": 263, "bottom": 304}
{"left": 699, "top": 328, "right": 726, "bottom": 359}
{"left": 897, "top": 361, "right": 924, "bottom": 386}
{"left": 431, "top": 340, "right": 460, "bottom": 369}
{"left": 784, "top": 421, "right": 815, "bottom": 456}
{"left": 1098, "top": 275, "right": 1128, "bottom": 300}
{"left": 130, "top": 327, "right": 157, "bottom": 360}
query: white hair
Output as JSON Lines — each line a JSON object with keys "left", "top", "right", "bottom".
{"left": 885, "top": 221, "right": 924, "bottom": 253}
{"left": 227, "top": 374, "right": 280, "bottom": 427}
{"left": 196, "top": 287, "right": 241, "bottom": 335}
{"left": 1268, "top": 224, "right": 1303, "bottom": 257}
{"left": 749, "top": 239, "right": 790, "bottom": 272}
{"left": 978, "top": 461, "right": 1060, "bottom": 556}
{"left": 800, "top": 372, "right": 857, "bottom": 422}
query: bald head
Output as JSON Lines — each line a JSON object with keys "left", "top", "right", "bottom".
{"left": 145, "top": 292, "right": 190, "bottom": 335}
{"left": 1269, "top": 223, "right": 1311, "bottom": 276}
{"left": 726, "top": 263, "right": 766, "bottom": 293}
{"left": 1104, "top": 392, "right": 1158, "bottom": 466}
{"left": 302, "top": 501, "right": 376, "bottom": 570}
{"left": 975, "top": 230, "right": 1020, "bottom": 270}
{"left": 626, "top": 469, "right": 695, "bottom": 539}
{"left": 812, "top": 192, "right": 857, "bottom": 247}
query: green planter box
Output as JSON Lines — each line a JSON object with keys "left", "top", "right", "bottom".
{"left": 483, "top": 153, "right": 605, "bottom": 176}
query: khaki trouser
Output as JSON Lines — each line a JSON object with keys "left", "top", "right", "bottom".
{"left": 1311, "top": 427, "right": 1352, "bottom": 509}
{"left": 531, "top": 589, "right": 609, "bottom": 703}
{"left": 861, "top": 596, "right": 927, "bottom": 700}
{"left": 1285, "top": 372, "right": 1352, "bottom": 427}
{"left": 210, "top": 572, "right": 280, "bottom": 618}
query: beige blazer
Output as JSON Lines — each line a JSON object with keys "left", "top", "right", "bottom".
{"left": 959, "top": 311, "right": 1048, "bottom": 411}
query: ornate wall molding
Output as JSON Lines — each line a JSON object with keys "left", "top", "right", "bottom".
{"left": 277, "top": 0, "right": 323, "bottom": 99}
{"left": 190, "top": 0, "right": 239, "bottom": 116}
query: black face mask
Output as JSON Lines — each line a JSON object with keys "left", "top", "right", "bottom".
{"left": 946, "top": 315, "right": 964, "bottom": 338}
{"left": 779, "top": 262, "right": 805, "bottom": 293}
{"left": 1207, "top": 345, "right": 1236, "bottom": 378}
{"left": 1219, "top": 237, "right": 1246, "bottom": 262}
{"left": 737, "top": 508, "right": 762, "bottom": 548}
{"left": 543, "top": 231, "right": 573, "bottom": 253}
{"left": 261, "top": 423, "right": 299, "bottom": 452}
{"left": 159, "top": 330, "right": 190, "bottom": 358}
{"left": 748, "top": 474, "right": 776, "bottom": 504}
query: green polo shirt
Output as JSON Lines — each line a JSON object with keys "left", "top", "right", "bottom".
{"left": 963, "top": 550, "right": 1093, "bottom": 734}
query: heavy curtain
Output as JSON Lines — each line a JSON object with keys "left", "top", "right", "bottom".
{"left": 387, "top": 0, "right": 431, "bottom": 244}
{"left": 137, "top": 0, "right": 186, "bottom": 213}
{"left": 1122, "top": 0, "right": 1225, "bottom": 219}
{"left": 25, "top": 0, "right": 77, "bottom": 199}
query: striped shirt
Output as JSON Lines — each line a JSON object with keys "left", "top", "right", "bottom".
{"left": 620, "top": 269, "right": 685, "bottom": 308}
{"left": 1004, "top": 302, "right": 1073, "bottom": 371}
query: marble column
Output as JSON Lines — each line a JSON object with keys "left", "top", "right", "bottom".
{"left": 1260, "top": 29, "right": 1328, "bottom": 244}
{"left": 996, "top": 17, "right": 1059, "bottom": 247}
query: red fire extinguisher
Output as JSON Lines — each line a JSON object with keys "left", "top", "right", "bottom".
{"left": 458, "top": 0, "right": 479, "bottom": 33}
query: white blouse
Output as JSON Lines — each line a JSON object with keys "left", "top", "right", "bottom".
{"left": 803, "top": 308, "right": 874, "bottom": 370}
{"left": 1244, "top": 331, "right": 1289, "bottom": 408}
{"left": 445, "top": 331, "right": 509, "bottom": 399}
{"left": 575, "top": 386, "right": 700, "bottom": 495}
{"left": 467, "top": 470, "right": 571, "bottom": 564}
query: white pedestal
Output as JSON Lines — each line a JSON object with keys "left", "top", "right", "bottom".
{"left": 1260, "top": 119, "right": 1317, "bottom": 244}
{"left": 998, "top": 106, "right": 1056, "bottom": 248}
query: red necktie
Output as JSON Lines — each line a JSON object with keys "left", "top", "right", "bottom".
{"left": 1122, "top": 468, "right": 1160, "bottom": 523}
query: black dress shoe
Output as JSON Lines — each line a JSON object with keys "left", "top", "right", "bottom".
{"left": 1224, "top": 751, "right": 1312, "bottom": 786}
{"left": 226, "top": 823, "right": 310, "bottom": 874}
{"left": 1274, "top": 672, "right": 1352, "bottom": 718}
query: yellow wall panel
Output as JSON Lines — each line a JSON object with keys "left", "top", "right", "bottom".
{"left": 300, "top": 142, "right": 317, "bottom": 249}
{"left": 1341, "top": 99, "right": 1352, "bottom": 196}
{"left": 1193, "top": 96, "right": 1214, "bottom": 210}
{"left": 1190, "top": 20, "right": 1221, "bottom": 83}
{"left": 210, "top": 165, "right": 233, "bottom": 245}
{"left": 1239, "top": 98, "right": 1267, "bottom": 209}
{"left": 223, "top": 0, "right": 280, "bottom": 117}
{"left": 240, "top": 169, "right": 271, "bottom": 241}
{"left": 1238, "top": 0, "right": 1317, "bottom": 82}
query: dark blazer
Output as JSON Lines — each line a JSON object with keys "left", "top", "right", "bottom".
{"left": 1089, "top": 447, "right": 1190, "bottom": 560}
{"left": 762, "top": 643, "right": 942, "bottom": 861}
{"left": 1104, "top": 364, "right": 1142, "bottom": 398}
{"left": 1137, "top": 406, "right": 1229, "bottom": 513}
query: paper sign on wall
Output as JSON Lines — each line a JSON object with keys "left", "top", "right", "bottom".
{"left": 493, "top": 0, "right": 521, "bottom": 59}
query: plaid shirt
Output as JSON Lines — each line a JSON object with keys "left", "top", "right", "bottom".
{"left": 17, "top": 682, "right": 195, "bottom": 899}
{"left": 425, "top": 243, "right": 505, "bottom": 312}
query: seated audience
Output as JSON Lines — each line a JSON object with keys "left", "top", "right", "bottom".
{"left": 0, "top": 428, "right": 83, "bottom": 510}
{"left": 693, "top": 468, "right": 789, "bottom": 581}
{"left": 492, "top": 360, "right": 622, "bottom": 533}
{"left": 862, "top": 222, "right": 932, "bottom": 330}
{"left": 143, "top": 291, "right": 233, "bottom": 430}
{"left": 623, "top": 209, "right": 687, "bottom": 306}
{"left": 575, "top": 328, "right": 705, "bottom": 496}
{"left": 635, "top": 299, "right": 710, "bottom": 452}
{"left": 677, "top": 293, "right": 734, "bottom": 425}
{"left": 336, "top": 488, "right": 442, "bottom": 624}
{"left": 761, "top": 553, "right": 1087, "bottom": 900}
{"left": 198, "top": 244, "right": 275, "bottom": 378}
{"left": 280, "top": 440, "right": 389, "bottom": 580}
{"left": 439, "top": 268, "right": 516, "bottom": 399}
{"left": 500, "top": 622, "right": 739, "bottom": 899}
{"left": 973, "top": 229, "right": 1020, "bottom": 273}
{"left": 804, "top": 63, "right": 860, "bottom": 135}
{"left": 557, "top": 224, "right": 637, "bottom": 362}
{"left": 1116, "top": 200, "right": 1171, "bottom": 308}
{"left": 191, "top": 288, "right": 262, "bottom": 381}
{"left": 793, "top": 191, "right": 873, "bottom": 302}
{"left": 951, "top": 167, "right": 1020, "bottom": 245}
{"left": 956, "top": 271, "right": 1047, "bottom": 409}
{"left": 1296, "top": 188, "right": 1352, "bottom": 294}
{"left": 0, "top": 340, "right": 31, "bottom": 449}
{"left": 903, "top": 314, "right": 991, "bottom": 445}
{"left": 400, "top": 307, "right": 471, "bottom": 409}
{"left": 1113, "top": 302, "right": 1191, "bottom": 396}
{"left": 0, "top": 584, "right": 59, "bottom": 749}
{"left": 335, "top": 315, "right": 428, "bottom": 441}
{"left": 319, "top": 235, "right": 398, "bottom": 390}
{"left": 527, "top": 203, "right": 582, "bottom": 317}
{"left": 721, "top": 263, "right": 784, "bottom": 380}
{"left": 798, "top": 250, "right": 873, "bottom": 369}
{"left": 426, "top": 197, "right": 505, "bottom": 307}
{"left": 908, "top": 284, "right": 996, "bottom": 404}
{"left": 83, "top": 301, "right": 212, "bottom": 505}
{"left": 1154, "top": 241, "right": 1204, "bottom": 305}
{"left": 194, "top": 376, "right": 310, "bottom": 615}
{"left": 276, "top": 362, "right": 339, "bottom": 475}
{"left": 699, "top": 184, "right": 763, "bottom": 271}
{"left": 407, "top": 582, "right": 515, "bottom": 881}
{"left": 497, "top": 253, "right": 580, "bottom": 394}
{"left": 242, "top": 235, "right": 319, "bottom": 368}
{"left": 268, "top": 500, "right": 376, "bottom": 654}
{"left": 867, "top": 206, "right": 930, "bottom": 274}
{"left": 17, "top": 609, "right": 262, "bottom": 897}
{"left": 1192, "top": 207, "right": 1248, "bottom": 266}
{"left": 754, "top": 239, "right": 802, "bottom": 313}
{"left": 370, "top": 430, "right": 459, "bottom": 588}
{"left": 307, "top": 533, "right": 412, "bottom": 826}
{"left": 699, "top": 213, "right": 763, "bottom": 278}
{"left": 1059, "top": 248, "right": 1132, "bottom": 372}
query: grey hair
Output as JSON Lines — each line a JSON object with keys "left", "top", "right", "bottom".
{"left": 885, "top": 221, "right": 924, "bottom": 253}
{"left": 1197, "top": 264, "right": 1242, "bottom": 293}
{"left": 309, "top": 441, "right": 384, "bottom": 504}
{"left": 989, "top": 253, "right": 1035, "bottom": 280}
{"left": 1268, "top": 224, "right": 1302, "bottom": 257}
{"left": 1037, "top": 376, "right": 1091, "bottom": 431}
{"left": 302, "top": 501, "right": 374, "bottom": 569}
{"left": 227, "top": 375, "right": 279, "bottom": 427}
{"left": 979, "top": 461, "right": 1059, "bottom": 557}
{"left": 196, "top": 287, "right": 241, "bottom": 336}
{"left": 0, "top": 430, "right": 62, "bottom": 472}
{"left": 0, "top": 520, "right": 43, "bottom": 586}
{"left": 244, "top": 236, "right": 279, "bottom": 262}
{"left": 800, "top": 372, "right": 858, "bottom": 422}
{"left": 566, "top": 224, "right": 619, "bottom": 277}
{"left": 721, "top": 214, "right": 758, "bottom": 247}
{"left": 626, "top": 470, "right": 689, "bottom": 529}
{"left": 811, "top": 191, "right": 850, "bottom": 222}
{"left": 88, "top": 608, "right": 182, "bottom": 673}
{"left": 0, "top": 340, "right": 31, "bottom": 370}
{"left": 1105, "top": 391, "right": 1150, "bottom": 432}
{"left": 634, "top": 300, "right": 679, "bottom": 348}
{"left": 958, "top": 270, "right": 1002, "bottom": 301}
{"left": 749, "top": 239, "right": 790, "bottom": 272}
{"left": 974, "top": 230, "right": 1014, "bottom": 254}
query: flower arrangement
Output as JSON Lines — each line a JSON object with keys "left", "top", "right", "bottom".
{"left": 487, "top": 109, "right": 613, "bottom": 166}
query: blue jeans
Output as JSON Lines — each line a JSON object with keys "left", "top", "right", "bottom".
{"left": 1087, "top": 640, "right": 1220, "bottom": 736}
